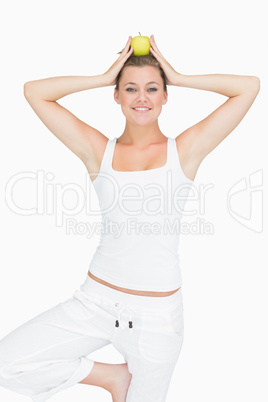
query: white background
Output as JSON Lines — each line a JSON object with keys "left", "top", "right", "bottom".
{"left": 0, "top": 0, "right": 267, "bottom": 401}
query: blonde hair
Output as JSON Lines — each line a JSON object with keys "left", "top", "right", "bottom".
{"left": 115, "top": 52, "right": 167, "bottom": 92}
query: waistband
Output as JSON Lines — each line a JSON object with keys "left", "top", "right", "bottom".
{"left": 80, "top": 273, "right": 182, "bottom": 311}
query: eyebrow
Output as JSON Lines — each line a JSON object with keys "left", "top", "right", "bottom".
{"left": 123, "top": 81, "right": 160, "bottom": 87}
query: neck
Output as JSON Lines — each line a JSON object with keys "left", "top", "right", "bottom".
{"left": 118, "top": 121, "right": 166, "bottom": 147}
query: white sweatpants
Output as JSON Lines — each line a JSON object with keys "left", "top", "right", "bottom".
{"left": 0, "top": 273, "right": 184, "bottom": 402}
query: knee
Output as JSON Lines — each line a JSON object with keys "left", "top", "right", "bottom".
{"left": 0, "top": 358, "right": 27, "bottom": 387}
{"left": 0, "top": 363, "right": 12, "bottom": 383}
{"left": 0, "top": 338, "right": 19, "bottom": 382}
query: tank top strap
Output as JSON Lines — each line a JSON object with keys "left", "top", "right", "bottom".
{"left": 169, "top": 137, "right": 181, "bottom": 169}
{"left": 98, "top": 137, "right": 117, "bottom": 174}
{"left": 166, "top": 137, "right": 172, "bottom": 168}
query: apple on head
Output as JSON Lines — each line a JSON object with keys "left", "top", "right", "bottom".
{"left": 130, "top": 32, "right": 150, "bottom": 56}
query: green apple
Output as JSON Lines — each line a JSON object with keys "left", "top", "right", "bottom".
{"left": 131, "top": 32, "right": 150, "bottom": 56}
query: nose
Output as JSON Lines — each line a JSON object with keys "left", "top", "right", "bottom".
{"left": 136, "top": 90, "right": 149, "bottom": 103}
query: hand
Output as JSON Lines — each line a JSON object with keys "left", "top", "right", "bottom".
{"left": 149, "top": 35, "right": 179, "bottom": 86}
{"left": 103, "top": 36, "right": 134, "bottom": 86}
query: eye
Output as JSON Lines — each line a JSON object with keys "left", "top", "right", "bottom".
{"left": 126, "top": 87, "right": 157, "bottom": 92}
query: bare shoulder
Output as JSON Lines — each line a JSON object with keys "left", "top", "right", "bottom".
{"left": 175, "top": 127, "right": 203, "bottom": 182}
{"left": 83, "top": 131, "right": 109, "bottom": 182}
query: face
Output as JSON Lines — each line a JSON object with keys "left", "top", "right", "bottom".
{"left": 114, "top": 66, "right": 168, "bottom": 125}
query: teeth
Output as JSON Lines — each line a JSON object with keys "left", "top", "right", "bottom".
{"left": 133, "top": 108, "right": 150, "bottom": 110}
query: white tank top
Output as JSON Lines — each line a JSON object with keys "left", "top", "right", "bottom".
{"left": 88, "top": 136, "right": 194, "bottom": 292}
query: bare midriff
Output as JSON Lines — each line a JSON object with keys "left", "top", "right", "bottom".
{"left": 88, "top": 271, "right": 180, "bottom": 297}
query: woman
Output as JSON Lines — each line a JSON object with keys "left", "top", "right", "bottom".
{"left": 0, "top": 35, "right": 260, "bottom": 402}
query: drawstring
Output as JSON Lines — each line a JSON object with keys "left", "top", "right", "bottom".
{"left": 115, "top": 304, "right": 133, "bottom": 329}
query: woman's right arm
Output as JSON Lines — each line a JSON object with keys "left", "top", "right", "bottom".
{"left": 24, "top": 75, "right": 108, "bottom": 102}
{"left": 24, "top": 74, "right": 110, "bottom": 165}
{"left": 23, "top": 36, "right": 133, "bottom": 166}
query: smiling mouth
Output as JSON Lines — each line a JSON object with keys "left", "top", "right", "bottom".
{"left": 132, "top": 107, "right": 152, "bottom": 112}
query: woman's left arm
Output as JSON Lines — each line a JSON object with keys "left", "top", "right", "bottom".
{"left": 149, "top": 35, "right": 261, "bottom": 163}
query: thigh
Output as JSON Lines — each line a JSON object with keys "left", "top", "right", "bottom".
{"left": 125, "top": 300, "right": 184, "bottom": 402}
{"left": 0, "top": 290, "right": 111, "bottom": 369}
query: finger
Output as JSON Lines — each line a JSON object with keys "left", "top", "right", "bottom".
{"left": 152, "top": 40, "right": 162, "bottom": 56}
{"left": 117, "top": 37, "right": 131, "bottom": 56}
{"left": 150, "top": 46, "right": 162, "bottom": 64}
{"left": 150, "top": 34, "right": 158, "bottom": 48}
{"left": 150, "top": 35, "right": 164, "bottom": 57}
{"left": 150, "top": 45, "right": 163, "bottom": 62}
{"left": 124, "top": 38, "right": 134, "bottom": 57}
{"left": 149, "top": 34, "right": 155, "bottom": 44}
{"left": 126, "top": 36, "right": 132, "bottom": 46}
{"left": 125, "top": 46, "right": 133, "bottom": 57}
{"left": 123, "top": 41, "right": 133, "bottom": 55}
{"left": 120, "top": 45, "right": 133, "bottom": 63}
{"left": 123, "top": 36, "right": 132, "bottom": 53}
{"left": 117, "top": 37, "right": 132, "bottom": 57}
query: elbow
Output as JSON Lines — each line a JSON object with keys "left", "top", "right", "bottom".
{"left": 24, "top": 81, "right": 37, "bottom": 100}
{"left": 24, "top": 81, "right": 32, "bottom": 99}
{"left": 24, "top": 81, "right": 36, "bottom": 99}
{"left": 250, "top": 76, "right": 261, "bottom": 93}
